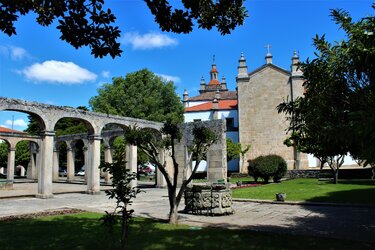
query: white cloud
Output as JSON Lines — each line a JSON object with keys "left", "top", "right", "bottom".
{"left": 0, "top": 124, "right": 9, "bottom": 129}
{"left": 156, "top": 73, "right": 181, "bottom": 83}
{"left": 10, "top": 46, "right": 28, "bottom": 60}
{"left": 101, "top": 70, "right": 110, "bottom": 78}
{"left": 5, "top": 119, "right": 27, "bottom": 128}
{"left": 0, "top": 45, "right": 29, "bottom": 60}
{"left": 122, "top": 32, "right": 178, "bottom": 50}
{"left": 22, "top": 60, "right": 97, "bottom": 84}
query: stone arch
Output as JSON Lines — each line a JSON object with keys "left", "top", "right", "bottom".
{"left": 0, "top": 108, "right": 47, "bottom": 132}
{"left": 0, "top": 136, "right": 40, "bottom": 181}
{"left": 53, "top": 116, "right": 95, "bottom": 135}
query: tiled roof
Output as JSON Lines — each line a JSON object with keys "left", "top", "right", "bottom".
{"left": 0, "top": 127, "right": 27, "bottom": 134}
{"left": 185, "top": 100, "right": 237, "bottom": 112}
{"left": 188, "top": 91, "right": 237, "bottom": 101}
{"left": 208, "top": 79, "right": 220, "bottom": 85}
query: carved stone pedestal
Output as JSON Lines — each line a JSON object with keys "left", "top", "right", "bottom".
{"left": 184, "top": 185, "right": 234, "bottom": 215}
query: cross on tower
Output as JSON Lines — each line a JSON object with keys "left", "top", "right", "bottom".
{"left": 264, "top": 44, "right": 272, "bottom": 54}
{"left": 213, "top": 54, "right": 216, "bottom": 64}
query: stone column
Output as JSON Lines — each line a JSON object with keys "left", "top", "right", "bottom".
{"left": 7, "top": 146, "right": 16, "bottom": 181}
{"left": 83, "top": 145, "right": 88, "bottom": 182}
{"left": 0, "top": 167, "right": 3, "bottom": 174}
{"left": 52, "top": 145, "right": 59, "bottom": 181}
{"left": 207, "top": 142, "right": 227, "bottom": 183}
{"left": 86, "top": 135, "right": 101, "bottom": 194}
{"left": 66, "top": 143, "right": 75, "bottom": 182}
{"left": 174, "top": 141, "right": 192, "bottom": 187}
{"left": 156, "top": 149, "right": 167, "bottom": 188}
{"left": 126, "top": 144, "right": 137, "bottom": 188}
{"left": 27, "top": 143, "right": 38, "bottom": 180}
{"left": 103, "top": 145, "right": 113, "bottom": 184}
{"left": 36, "top": 131, "right": 55, "bottom": 199}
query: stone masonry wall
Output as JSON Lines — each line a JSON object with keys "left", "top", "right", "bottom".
{"left": 175, "top": 120, "right": 227, "bottom": 183}
{"left": 238, "top": 66, "right": 297, "bottom": 171}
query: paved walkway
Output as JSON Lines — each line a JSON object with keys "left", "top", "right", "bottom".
{"left": 0, "top": 183, "right": 374, "bottom": 244}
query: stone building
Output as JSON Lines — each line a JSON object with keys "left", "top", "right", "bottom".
{"left": 184, "top": 51, "right": 308, "bottom": 173}
{"left": 183, "top": 58, "right": 239, "bottom": 172}
{"left": 237, "top": 51, "right": 308, "bottom": 172}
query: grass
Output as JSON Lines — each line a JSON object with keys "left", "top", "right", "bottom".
{"left": 232, "top": 178, "right": 375, "bottom": 204}
{"left": 0, "top": 212, "right": 372, "bottom": 250}
{"left": 229, "top": 177, "right": 255, "bottom": 183}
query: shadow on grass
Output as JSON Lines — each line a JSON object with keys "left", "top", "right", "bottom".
{"left": 306, "top": 186, "right": 375, "bottom": 204}
{"left": 0, "top": 211, "right": 374, "bottom": 250}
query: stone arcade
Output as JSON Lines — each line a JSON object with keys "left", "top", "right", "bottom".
{"left": 0, "top": 97, "right": 227, "bottom": 198}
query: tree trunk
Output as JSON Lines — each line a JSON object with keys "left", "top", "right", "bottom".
{"left": 167, "top": 186, "right": 179, "bottom": 225}
{"left": 168, "top": 204, "right": 179, "bottom": 225}
{"left": 333, "top": 169, "right": 339, "bottom": 184}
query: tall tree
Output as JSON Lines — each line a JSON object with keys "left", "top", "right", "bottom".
{"left": 124, "top": 121, "right": 217, "bottom": 224}
{"left": 1, "top": 0, "right": 247, "bottom": 58}
{"left": 89, "top": 69, "right": 184, "bottom": 123}
{"left": 277, "top": 4, "right": 374, "bottom": 183}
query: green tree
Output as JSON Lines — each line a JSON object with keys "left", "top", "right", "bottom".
{"left": 1, "top": 0, "right": 247, "bottom": 58}
{"left": 89, "top": 69, "right": 184, "bottom": 123}
{"left": 0, "top": 142, "right": 9, "bottom": 169}
{"left": 100, "top": 159, "right": 141, "bottom": 249}
{"left": 277, "top": 5, "right": 375, "bottom": 183}
{"left": 15, "top": 141, "right": 30, "bottom": 168}
{"left": 226, "top": 138, "right": 240, "bottom": 161}
{"left": 124, "top": 121, "right": 217, "bottom": 225}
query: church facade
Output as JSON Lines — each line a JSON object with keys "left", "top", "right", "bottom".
{"left": 183, "top": 51, "right": 309, "bottom": 173}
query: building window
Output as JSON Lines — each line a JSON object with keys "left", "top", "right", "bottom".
{"left": 226, "top": 118, "right": 236, "bottom": 131}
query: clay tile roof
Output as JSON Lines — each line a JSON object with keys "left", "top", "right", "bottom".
{"left": 0, "top": 127, "right": 27, "bottom": 134}
{"left": 185, "top": 100, "right": 237, "bottom": 112}
{"left": 208, "top": 79, "right": 220, "bottom": 85}
{"left": 188, "top": 91, "right": 237, "bottom": 101}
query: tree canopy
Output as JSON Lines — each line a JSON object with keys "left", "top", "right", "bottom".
{"left": 89, "top": 69, "right": 184, "bottom": 123}
{"left": 0, "top": 0, "right": 247, "bottom": 58}
{"left": 277, "top": 4, "right": 375, "bottom": 182}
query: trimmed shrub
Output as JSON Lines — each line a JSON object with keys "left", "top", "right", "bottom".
{"left": 248, "top": 155, "right": 287, "bottom": 183}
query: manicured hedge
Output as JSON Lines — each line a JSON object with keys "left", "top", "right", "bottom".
{"left": 248, "top": 155, "right": 287, "bottom": 183}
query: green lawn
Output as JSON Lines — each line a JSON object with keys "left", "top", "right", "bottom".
{"left": 0, "top": 212, "right": 371, "bottom": 250}
{"left": 232, "top": 178, "right": 375, "bottom": 204}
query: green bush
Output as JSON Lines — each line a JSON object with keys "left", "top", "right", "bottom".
{"left": 248, "top": 155, "right": 287, "bottom": 183}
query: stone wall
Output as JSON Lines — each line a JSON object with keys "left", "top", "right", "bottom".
{"left": 175, "top": 120, "right": 227, "bottom": 183}
{"left": 237, "top": 64, "right": 308, "bottom": 172}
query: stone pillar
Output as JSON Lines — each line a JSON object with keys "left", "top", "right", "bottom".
{"left": 174, "top": 142, "right": 191, "bottom": 187}
{"left": 207, "top": 142, "right": 227, "bottom": 183}
{"left": 104, "top": 145, "right": 113, "bottom": 184}
{"left": 86, "top": 135, "right": 101, "bottom": 194}
{"left": 156, "top": 149, "right": 167, "bottom": 188}
{"left": 83, "top": 145, "right": 88, "bottom": 182}
{"left": 27, "top": 143, "right": 38, "bottom": 180}
{"left": 36, "top": 131, "right": 55, "bottom": 199}
{"left": 52, "top": 145, "right": 59, "bottom": 181}
{"left": 7, "top": 147, "right": 16, "bottom": 181}
{"left": 126, "top": 144, "right": 137, "bottom": 188}
{"left": 66, "top": 143, "right": 75, "bottom": 182}
{"left": 0, "top": 167, "right": 3, "bottom": 174}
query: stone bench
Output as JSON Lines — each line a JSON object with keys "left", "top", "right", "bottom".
{"left": 0, "top": 180, "right": 13, "bottom": 190}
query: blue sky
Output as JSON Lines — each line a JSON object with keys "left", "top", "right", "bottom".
{"left": 0, "top": 0, "right": 373, "bottom": 131}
